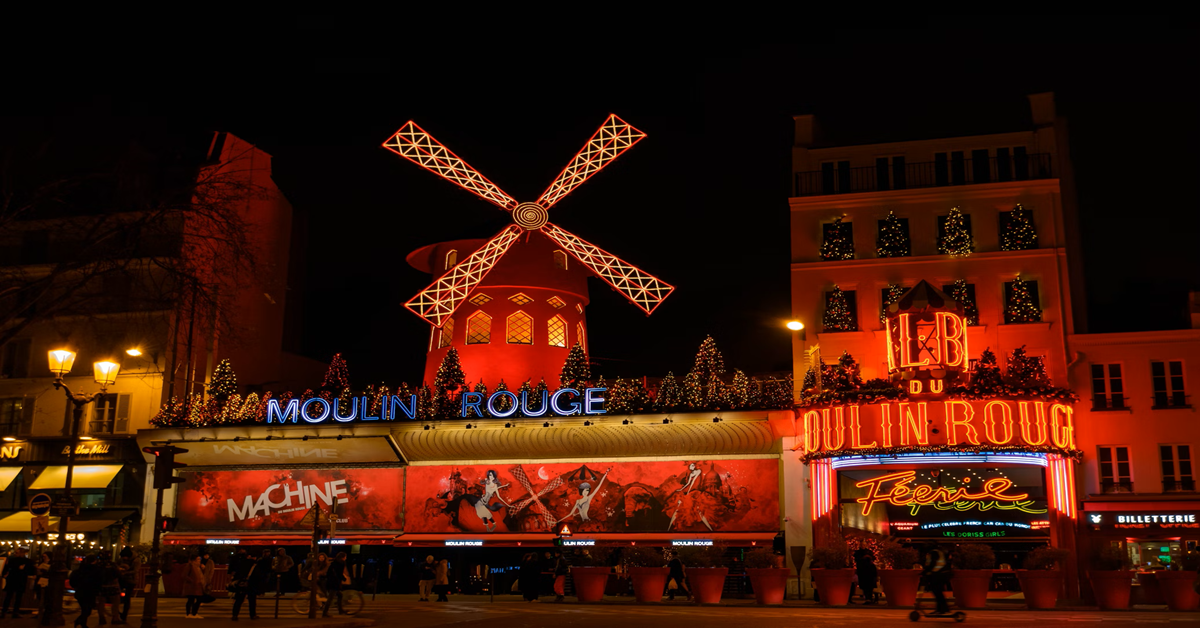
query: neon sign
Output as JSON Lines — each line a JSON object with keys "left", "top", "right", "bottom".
{"left": 854, "top": 470, "right": 1046, "bottom": 516}
{"left": 266, "top": 388, "right": 607, "bottom": 424}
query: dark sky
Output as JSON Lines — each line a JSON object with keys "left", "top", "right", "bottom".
{"left": 4, "top": 19, "right": 1198, "bottom": 387}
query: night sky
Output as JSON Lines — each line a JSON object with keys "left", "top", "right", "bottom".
{"left": 5, "top": 20, "right": 1197, "bottom": 387}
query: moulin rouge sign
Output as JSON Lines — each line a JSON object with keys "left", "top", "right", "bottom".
{"left": 266, "top": 387, "right": 607, "bottom": 424}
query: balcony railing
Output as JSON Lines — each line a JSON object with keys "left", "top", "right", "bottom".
{"left": 1091, "top": 395, "right": 1129, "bottom": 411}
{"left": 1152, "top": 393, "right": 1191, "bottom": 409}
{"left": 1101, "top": 480, "right": 1134, "bottom": 494}
{"left": 1164, "top": 478, "right": 1195, "bottom": 492}
{"left": 793, "top": 153, "right": 1053, "bottom": 197}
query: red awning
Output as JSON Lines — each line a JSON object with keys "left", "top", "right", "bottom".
{"left": 393, "top": 532, "right": 775, "bottom": 547}
{"left": 163, "top": 534, "right": 394, "bottom": 546}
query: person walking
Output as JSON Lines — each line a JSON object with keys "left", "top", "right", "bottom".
{"left": 417, "top": 556, "right": 436, "bottom": 601}
{"left": 854, "top": 549, "right": 879, "bottom": 605}
{"left": 200, "top": 551, "right": 216, "bottom": 592}
{"left": 34, "top": 553, "right": 51, "bottom": 618}
{"left": 116, "top": 548, "right": 137, "bottom": 622}
{"left": 271, "top": 549, "right": 294, "bottom": 597}
{"left": 321, "top": 553, "right": 348, "bottom": 616}
{"left": 1, "top": 546, "right": 32, "bottom": 619}
{"left": 181, "top": 555, "right": 206, "bottom": 619}
{"left": 922, "top": 543, "right": 952, "bottom": 615}
{"left": 433, "top": 559, "right": 450, "bottom": 602}
{"left": 518, "top": 553, "right": 539, "bottom": 603}
{"left": 96, "top": 557, "right": 124, "bottom": 624}
{"left": 551, "top": 550, "right": 569, "bottom": 603}
{"left": 71, "top": 555, "right": 102, "bottom": 628}
{"left": 667, "top": 554, "right": 690, "bottom": 601}
{"left": 229, "top": 548, "right": 260, "bottom": 621}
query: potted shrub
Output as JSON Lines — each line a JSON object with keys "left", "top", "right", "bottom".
{"left": 1087, "top": 546, "right": 1133, "bottom": 610}
{"left": 1016, "top": 546, "right": 1070, "bottom": 609}
{"left": 949, "top": 543, "right": 994, "bottom": 609}
{"left": 744, "top": 547, "right": 789, "bottom": 605}
{"left": 877, "top": 541, "right": 921, "bottom": 607}
{"left": 569, "top": 546, "right": 613, "bottom": 603}
{"left": 676, "top": 543, "right": 728, "bottom": 604}
{"left": 809, "top": 543, "right": 854, "bottom": 607}
{"left": 1156, "top": 551, "right": 1200, "bottom": 611}
{"left": 623, "top": 545, "right": 668, "bottom": 603}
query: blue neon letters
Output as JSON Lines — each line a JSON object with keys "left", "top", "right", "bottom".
{"left": 267, "top": 388, "right": 606, "bottom": 424}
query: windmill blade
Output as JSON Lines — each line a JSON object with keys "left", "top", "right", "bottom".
{"left": 404, "top": 225, "right": 523, "bottom": 327}
{"left": 541, "top": 223, "right": 673, "bottom": 315}
{"left": 536, "top": 114, "right": 646, "bottom": 210}
{"left": 383, "top": 121, "right": 517, "bottom": 210}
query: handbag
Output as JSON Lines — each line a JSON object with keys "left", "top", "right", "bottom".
{"left": 667, "top": 578, "right": 678, "bottom": 591}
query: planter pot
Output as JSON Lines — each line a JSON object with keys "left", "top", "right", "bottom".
{"left": 570, "top": 566, "right": 611, "bottom": 603}
{"left": 687, "top": 567, "right": 729, "bottom": 604}
{"left": 1155, "top": 570, "right": 1200, "bottom": 611}
{"left": 746, "top": 568, "right": 790, "bottom": 605}
{"left": 1087, "top": 571, "right": 1133, "bottom": 610}
{"left": 811, "top": 568, "right": 855, "bottom": 607}
{"left": 161, "top": 567, "right": 185, "bottom": 597}
{"left": 878, "top": 569, "right": 922, "bottom": 607}
{"left": 629, "top": 566, "right": 669, "bottom": 603}
{"left": 1016, "top": 570, "right": 1063, "bottom": 609}
{"left": 948, "top": 570, "right": 993, "bottom": 609}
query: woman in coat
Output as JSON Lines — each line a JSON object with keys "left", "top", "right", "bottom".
{"left": 182, "top": 555, "right": 206, "bottom": 618}
{"left": 854, "top": 549, "right": 879, "bottom": 605}
{"left": 518, "top": 553, "right": 539, "bottom": 603}
{"left": 433, "top": 559, "right": 450, "bottom": 602}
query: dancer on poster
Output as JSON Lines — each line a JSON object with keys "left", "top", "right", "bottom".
{"left": 667, "top": 462, "right": 717, "bottom": 531}
{"left": 557, "top": 467, "right": 612, "bottom": 524}
{"left": 463, "top": 470, "right": 513, "bottom": 532}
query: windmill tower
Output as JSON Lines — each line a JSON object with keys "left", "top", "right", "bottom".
{"left": 385, "top": 115, "right": 674, "bottom": 389}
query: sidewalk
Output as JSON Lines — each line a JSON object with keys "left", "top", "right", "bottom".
{"left": 4, "top": 597, "right": 375, "bottom": 628}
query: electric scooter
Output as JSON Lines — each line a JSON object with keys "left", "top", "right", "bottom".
{"left": 908, "top": 576, "right": 965, "bottom": 622}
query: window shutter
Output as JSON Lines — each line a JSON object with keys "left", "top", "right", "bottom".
{"left": 115, "top": 393, "right": 131, "bottom": 433}
{"left": 20, "top": 396, "right": 35, "bottom": 435}
{"left": 14, "top": 339, "right": 32, "bottom": 378}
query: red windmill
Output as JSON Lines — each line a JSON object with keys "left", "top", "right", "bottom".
{"left": 385, "top": 115, "right": 674, "bottom": 389}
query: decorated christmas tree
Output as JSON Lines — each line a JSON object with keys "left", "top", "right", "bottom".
{"left": 949, "top": 279, "right": 979, "bottom": 326}
{"left": 559, "top": 342, "right": 591, "bottom": 390}
{"left": 880, "top": 283, "right": 906, "bottom": 325}
{"left": 516, "top": 380, "right": 534, "bottom": 417}
{"left": 1001, "top": 204, "right": 1038, "bottom": 251}
{"left": 689, "top": 336, "right": 726, "bottom": 408}
{"left": 801, "top": 367, "right": 817, "bottom": 391}
{"left": 655, "top": 372, "right": 681, "bottom": 413}
{"left": 823, "top": 285, "right": 856, "bottom": 332}
{"left": 432, "top": 348, "right": 467, "bottom": 418}
{"left": 416, "top": 384, "right": 433, "bottom": 419}
{"left": 827, "top": 351, "right": 864, "bottom": 391}
{"left": 820, "top": 216, "right": 855, "bottom": 261}
{"left": 322, "top": 353, "right": 350, "bottom": 392}
{"left": 762, "top": 374, "right": 795, "bottom": 409}
{"left": 728, "top": 370, "right": 750, "bottom": 409}
{"left": 939, "top": 207, "right": 974, "bottom": 257}
{"left": 681, "top": 371, "right": 703, "bottom": 409}
{"left": 466, "top": 380, "right": 488, "bottom": 417}
{"left": 970, "top": 348, "right": 1004, "bottom": 392}
{"left": 1006, "top": 345, "right": 1051, "bottom": 388}
{"left": 492, "top": 380, "right": 513, "bottom": 414}
{"left": 1005, "top": 274, "right": 1041, "bottom": 323}
{"left": 531, "top": 378, "right": 550, "bottom": 413}
{"left": 208, "top": 358, "right": 237, "bottom": 403}
{"left": 397, "top": 382, "right": 413, "bottom": 402}
{"left": 747, "top": 376, "right": 763, "bottom": 408}
{"left": 605, "top": 378, "right": 630, "bottom": 414}
{"left": 876, "top": 210, "right": 911, "bottom": 258}
{"left": 626, "top": 379, "right": 653, "bottom": 414}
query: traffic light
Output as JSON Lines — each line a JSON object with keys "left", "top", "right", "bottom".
{"left": 144, "top": 445, "right": 189, "bottom": 490}
{"left": 158, "top": 517, "right": 179, "bottom": 533}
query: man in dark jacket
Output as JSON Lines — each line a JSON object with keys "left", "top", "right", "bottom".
{"left": 322, "top": 553, "right": 347, "bottom": 616}
{"left": 230, "top": 548, "right": 262, "bottom": 621}
{"left": 1, "top": 547, "right": 32, "bottom": 618}
{"left": 71, "top": 555, "right": 102, "bottom": 627}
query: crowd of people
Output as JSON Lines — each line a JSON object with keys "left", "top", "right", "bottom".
{"left": 0, "top": 546, "right": 140, "bottom": 626}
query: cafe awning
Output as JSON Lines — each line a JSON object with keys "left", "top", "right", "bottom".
{"left": 28, "top": 465, "right": 123, "bottom": 489}
{"left": 0, "top": 468, "right": 21, "bottom": 492}
{"left": 62, "top": 510, "right": 136, "bottom": 532}
{"left": 0, "top": 512, "right": 60, "bottom": 532}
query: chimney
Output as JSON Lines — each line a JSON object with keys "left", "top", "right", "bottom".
{"left": 793, "top": 115, "right": 816, "bottom": 148}
{"left": 1190, "top": 291, "right": 1200, "bottom": 329}
{"left": 1028, "top": 92, "right": 1056, "bottom": 128}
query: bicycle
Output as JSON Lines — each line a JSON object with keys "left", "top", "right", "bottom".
{"left": 909, "top": 576, "right": 965, "bottom": 622}
{"left": 291, "top": 587, "right": 364, "bottom": 616}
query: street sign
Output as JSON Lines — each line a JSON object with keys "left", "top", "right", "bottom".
{"left": 299, "top": 506, "right": 318, "bottom": 528}
{"left": 29, "top": 493, "right": 52, "bottom": 516}
{"left": 31, "top": 515, "right": 50, "bottom": 535}
{"left": 52, "top": 495, "right": 79, "bottom": 516}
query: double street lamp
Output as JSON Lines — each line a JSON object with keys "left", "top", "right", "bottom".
{"left": 42, "top": 348, "right": 120, "bottom": 627}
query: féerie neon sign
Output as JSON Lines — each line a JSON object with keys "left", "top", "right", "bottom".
{"left": 266, "top": 388, "right": 607, "bottom": 424}
{"left": 855, "top": 470, "right": 1044, "bottom": 516}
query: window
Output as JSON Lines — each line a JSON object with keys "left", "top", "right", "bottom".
{"left": 508, "top": 293, "right": 533, "bottom": 306}
{"left": 1160, "top": 445, "right": 1194, "bottom": 492}
{"left": 880, "top": 285, "right": 906, "bottom": 325}
{"left": 1, "top": 338, "right": 32, "bottom": 379}
{"left": 876, "top": 215, "right": 910, "bottom": 257}
{"left": 547, "top": 316, "right": 567, "bottom": 347}
{"left": 1151, "top": 360, "right": 1188, "bottom": 408}
{"left": 466, "top": 312, "right": 492, "bottom": 344}
{"left": 88, "top": 393, "right": 130, "bottom": 435}
{"left": 937, "top": 213, "right": 974, "bottom": 254}
{"left": 438, "top": 318, "right": 455, "bottom": 348}
{"left": 942, "top": 282, "right": 978, "bottom": 326}
{"left": 553, "top": 251, "right": 568, "bottom": 270}
{"left": 1003, "top": 279, "right": 1042, "bottom": 323}
{"left": 577, "top": 322, "right": 586, "bottom": 352}
{"left": 445, "top": 250, "right": 458, "bottom": 270}
{"left": 547, "top": 296, "right": 566, "bottom": 309}
{"left": 1098, "top": 446, "right": 1133, "bottom": 493}
{"left": 874, "top": 156, "right": 906, "bottom": 191}
{"left": 999, "top": 208, "right": 1038, "bottom": 251}
{"left": 0, "top": 397, "right": 34, "bottom": 435}
{"left": 1091, "top": 364, "right": 1126, "bottom": 410}
{"left": 822, "top": 289, "right": 858, "bottom": 332}
{"left": 950, "top": 151, "right": 966, "bottom": 185}
{"left": 506, "top": 311, "right": 533, "bottom": 344}
{"left": 468, "top": 293, "right": 492, "bottom": 306}
{"left": 820, "top": 220, "right": 854, "bottom": 260}
{"left": 821, "top": 160, "right": 852, "bottom": 194}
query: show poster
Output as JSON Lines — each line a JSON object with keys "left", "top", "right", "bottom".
{"left": 404, "top": 459, "right": 780, "bottom": 534}
{"left": 175, "top": 468, "right": 405, "bottom": 531}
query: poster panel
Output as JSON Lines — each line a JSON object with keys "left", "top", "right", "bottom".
{"left": 404, "top": 459, "right": 779, "bottom": 534}
{"left": 175, "top": 468, "right": 404, "bottom": 531}
{"left": 171, "top": 438, "right": 400, "bottom": 466}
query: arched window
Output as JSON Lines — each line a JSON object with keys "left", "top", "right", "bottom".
{"left": 576, "top": 322, "right": 586, "bottom": 352}
{"left": 466, "top": 311, "right": 492, "bottom": 344}
{"left": 553, "top": 250, "right": 568, "bottom": 270}
{"left": 506, "top": 311, "right": 533, "bottom": 344}
{"left": 445, "top": 249, "right": 458, "bottom": 270}
{"left": 547, "top": 315, "right": 567, "bottom": 347}
{"left": 438, "top": 318, "right": 455, "bottom": 348}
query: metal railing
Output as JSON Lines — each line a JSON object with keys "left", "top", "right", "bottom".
{"left": 1100, "top": 480, "right": 1134, "bottom": 494}
{"left": 1163, "top": 478, "right": 1195, "bottom": 492}
{"left": 1152, "top": 393, "right": 1191, "bottom": 409}
{"left": 1091, "top": 395, "right": 1129, "bottom": 411}
{"left": 793, "top": 153, "right": 1053, "bottom": 197}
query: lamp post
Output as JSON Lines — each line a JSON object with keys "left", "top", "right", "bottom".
{"left": 42, "top": 349, "right": 119, "bottom": 627}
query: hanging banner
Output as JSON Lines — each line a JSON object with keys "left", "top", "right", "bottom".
{"left": 174, "top": 468, "right": 404, "bottom": 531}
{"left": 404, "top": 459, "right": 779, "bottom": 534}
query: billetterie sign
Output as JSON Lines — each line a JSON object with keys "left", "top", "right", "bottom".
{"left": 266, "top": 387, "right": 607, "bottom": 424}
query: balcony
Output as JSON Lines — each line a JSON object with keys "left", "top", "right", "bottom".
{"left": 1091, "top": 395, "right": 1130, "bottom": 411}
{"left": 1152, "top": 393, "right": 1191, "bottom": 410}
{"left": 793, "top": 153, "right": 1053, "bottom": 197}
{"left": 1164, "top": 478, "right": 1195, "bottom": 493}
{"left": 1101, "top": 480, "right": 1134, "bottom": 494}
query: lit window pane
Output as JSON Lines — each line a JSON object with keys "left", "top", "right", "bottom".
{"left": 506, "top": 311, "right": 533, "bottom": 344}
{"left": 547, "top": 316, "right": 566, "bottom": 347}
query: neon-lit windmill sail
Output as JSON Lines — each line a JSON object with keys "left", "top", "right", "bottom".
{"left": 541, "top": 223, "right": 674, "bottom": 315}
{"left": 537, "top": 115, "right": 646, "bottom": 209}
{"left": 383, "top": 122, "right": 517, "bottom": 210}
{"left": 405, "top": 226, "right": 523, "bottom": 328}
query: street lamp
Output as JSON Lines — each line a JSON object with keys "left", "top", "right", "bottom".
{"left": 43, "top": 348, "right": 120, "bottom": 627}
